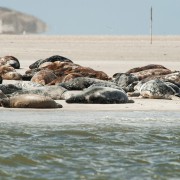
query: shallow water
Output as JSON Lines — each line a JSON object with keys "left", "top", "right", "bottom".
{"left": 0, "top": 110, "right": 180, "bottom": 180}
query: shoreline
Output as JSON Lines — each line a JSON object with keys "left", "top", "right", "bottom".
{"left": 0, "top": 35, "right": 180, "bottom": 111}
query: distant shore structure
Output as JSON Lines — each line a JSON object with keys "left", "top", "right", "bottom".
{"left": 150, "top": 6, "right": 153, "bottom": 44}
{"left": 0, "top": 7, "right": 48, "bottom": 34}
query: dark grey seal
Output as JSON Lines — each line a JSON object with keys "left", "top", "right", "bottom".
{"left": 0, "top": 76, "right": 2, "bottom": 84}
{"left": 164, "top": 72, "right": 180, "bottom": 87}
{"left": 0, "top": 84, "right": 22, "bottom": 94}
{"left": 66, "top": 86, "right": 130, "bottom": 104}
{"left": 112, "top": 73, "right": 138, "bottom": 92}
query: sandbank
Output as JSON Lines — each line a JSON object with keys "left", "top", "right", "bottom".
{"left": 0, "top": 35, "right": 179, "bottom": 111}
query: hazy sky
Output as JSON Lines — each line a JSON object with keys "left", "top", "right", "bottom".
{"left": 0, "top": 0, "right": 180, "bottom": 35}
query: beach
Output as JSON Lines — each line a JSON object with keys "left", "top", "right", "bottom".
{"left": 0, "top": 35, "right": 179, "bottom": 111}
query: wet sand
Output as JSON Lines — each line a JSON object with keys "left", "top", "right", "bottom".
{"left": 0, "top": 35, "right": 180, "bottom": 111}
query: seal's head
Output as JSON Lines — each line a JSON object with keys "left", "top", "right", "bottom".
{"left": 0, "top": 98, "right": 10, "bottom": 107}
{"left": 66, "top": 94, "right": 86, "bottom": 103}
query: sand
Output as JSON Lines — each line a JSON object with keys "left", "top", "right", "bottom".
{"left": 0, "top": 35, "right": 180, "bottom": 111}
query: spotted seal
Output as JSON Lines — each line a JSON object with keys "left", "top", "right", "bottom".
{"left": 9, "top": 85, "right": 71, "bottom": 100}
{"left": 15, "top": 81, "right": 43, "bottom": 89}
{"left": 164, "top": 72, "right": 180, "bottom": 86}
{"left": 112, "top": 73, "right": 138, "bottom": 91}
{"left": 0, "top": 94, "right": 62, "bottom": 108}
{"left": 59, "top": 77, "right": 117, "bottom": 90}
{"left": 140, "top": 79, "right": 175, "bottom": 99}
{"left": 66, "top": 86, "right": 130, "bottom": 104}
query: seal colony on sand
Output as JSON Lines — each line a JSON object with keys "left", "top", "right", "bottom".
{"left": 0, "top": 54, "right": 179, "bottom": 108}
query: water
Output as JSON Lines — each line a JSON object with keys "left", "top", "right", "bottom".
{"left": 0, "top": 110, "right": 180, "bottom": 180}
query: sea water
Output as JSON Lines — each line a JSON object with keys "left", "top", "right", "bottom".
{"left": 0, "top": 110, "right": 180, "bottom": 180}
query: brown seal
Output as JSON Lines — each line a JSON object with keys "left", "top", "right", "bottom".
{"left": 39, "top": 61, "right": 77, "bottom": 71}
{"left": 0, "top": 64, "right": 22, "bottom": 80}
{"left": 48, "top": 73, "right": 83, "bottom": 85}
{"left": 31, "top": 70, "right": 57, "bottom": 85}
{"left": 2, "top": 71, "right": 22, "bottom": 80}
{"left": 0, "top": 64, "right": 15, "bottom": 74}
{"left": 0, "top": 94, "right": 62, "bottom": 108}
{"left": 131, "top": 68, "right": 172, "bottom": 80}
{"left": 28, "top": 58, "right": 110, "bottom": 81}
{"left": 126, "top": 64, "right": 168, "bottom": 74}
{"left": 0, "top": 56, "right": 20, "bottom": 69}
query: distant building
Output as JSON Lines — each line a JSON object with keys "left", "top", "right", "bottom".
{"left": 0, "top": 7, "right": 48, "bottom": 34}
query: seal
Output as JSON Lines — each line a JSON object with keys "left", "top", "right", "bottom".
{"left": 29, "top": 55, "right": 73, "bottom": 69}
{"left": 66, "top": 86, "right": 130, "bottom": 104}
{"left": 72, "top": 66, "right": 110, "bottom": 80}
{"left": 15, "top": 81, "right": 43, "bottom": 89}
{"left": 164, "top": 72, "right": 180, "bottom": 86}
{"left": 0, "top": 64, "right": 22, "bottom": 80}
{"left": 112, "top": 73, "right": 139, "bottom": 91}
{"left": 22, "top": 68, "right": 41, "bottom": 81}
{"left": 9, "top": 85, "right": 70, "bottom": 100}
{"left": 0, "top": 84, "right": 22, "bottom": 94}
{"left": 128, "top": 76, "right": 180, "bottom": 97}
{"left": 0, "top": 90, "right": 7, "bottom": 99}
{"left": 88, "top": 82, "right": 125, "bottom": 92}
{"left": 48, "top": 73, "right": 83, "bottom": 85}
{"left": 0, "top": 64, "right": 15, "bottom": 75}
{"left": 0, "top": 55, "right": 20, "bottom": 69}
{"left": 39, "top": 61, "right": 76, "bottom": 71}
{"left": 140, "top": 79, "right": 175, "bottom": 99}
{"left": 2, "top": 71, "right": 22, "bottom": 80}
{"left": 59, "top": 77, "right": 118, "bottom": 90}
{"left": 0, "top": 94, "right": 62, "bottom": 108}
{"left": 0, "top": 76, "right": 2, "bottom": 84}
{"left": 31, "top": 70, "right": 57, "bottom": 85}
{"left": 131, "top": 68, "right": 172, "bottom": 80}
{"left": 164, "top": 82, "right": 180, "bottom": 95}
{"left": 126, "top": 64, "right": 168, "bottom": 74}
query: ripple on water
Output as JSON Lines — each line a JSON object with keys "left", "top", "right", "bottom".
{"left": 0, "top": 111, "right": 180, "bottom": 179}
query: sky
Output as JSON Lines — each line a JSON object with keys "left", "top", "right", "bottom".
{"left": 0, "top": 0, "right": 180, "bottom": 35}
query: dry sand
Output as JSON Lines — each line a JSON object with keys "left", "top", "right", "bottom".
{"left": 0, "top": 35, "right": 179, "bottom": 111}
